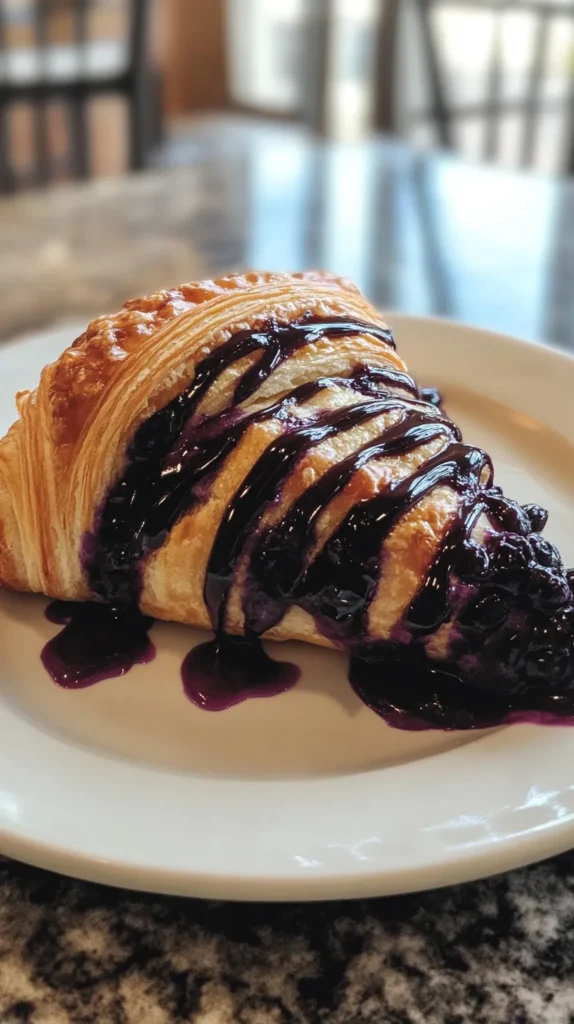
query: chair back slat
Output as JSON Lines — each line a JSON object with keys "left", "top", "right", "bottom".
{"left": 416, "top": 0, "right": 452, "bottom": 147}
{"left": 32, "top": 0, "right": 51, "bottom": 185}
{"left": 73, "top": 0, "right": 89, "bottom": 46}
{"left": 129, "top": 0, "right": 147, "bottom": 78}
{"left": 70, "top": 0, "right": 90, "bottom": 177}
{"left": 482, "top": 9, "right": 503, "bottom": 159}
{"left": 520, "top": 9, "right": 550, "bottom": 165}
{"left": 0, "top": 1, "right": 14, "bottom": 191}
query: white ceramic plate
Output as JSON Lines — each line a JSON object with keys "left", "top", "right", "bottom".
{"left": 0, "top": 316, "right": 573, "bottom": 901}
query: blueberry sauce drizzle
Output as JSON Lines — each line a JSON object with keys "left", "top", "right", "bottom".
{"left": 84, "top": 315, "right": 395, "bottom": 606}
{"left": 204, "top": 399, "right": 442, "bottom": 636}
{"left": 40, "top": 313, "right": 574, "bottom": 727}
{"left": 244, "top": 414, "right": 456, "bottom": 637}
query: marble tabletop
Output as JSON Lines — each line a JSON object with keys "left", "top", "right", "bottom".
{"left": 2, "top": 117, "right": 574, "bottom": 352}
{"left": 1, "top": 120, "right": 574, "bottom": 1023}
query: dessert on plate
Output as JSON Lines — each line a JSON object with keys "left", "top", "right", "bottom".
{"left": 0, "top": 270, "right": 572, "bottom": 727}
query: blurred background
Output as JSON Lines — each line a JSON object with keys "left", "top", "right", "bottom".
{"left": 2, "top": 0, "right": 574, "bottom": 347}
{"left": 4, "top": 0, "right": 574, "bottom": 177}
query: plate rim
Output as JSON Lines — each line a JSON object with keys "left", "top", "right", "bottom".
{"left": 2, "top": 804, "right": 574, "bottom": 902}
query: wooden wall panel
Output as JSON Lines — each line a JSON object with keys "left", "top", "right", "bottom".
{"left": 163, "top": 0, "right": 229, "bottom": 115}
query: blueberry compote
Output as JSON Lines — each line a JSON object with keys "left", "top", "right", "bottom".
{"left": 346, "top": 506, "right": 574, "bottom": 730}
{"left": 41, "top": 313, "right": 574, "bottom": 727}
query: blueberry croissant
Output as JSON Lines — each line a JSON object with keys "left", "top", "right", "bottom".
{"left": 1, "top": 270, "right": 573, "bottom": 721}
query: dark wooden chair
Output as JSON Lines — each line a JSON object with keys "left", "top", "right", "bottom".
{"left": 0, "top": 0, "right": 159, "bottom": 191}
{"left": 379, "top": 0, "right": 574, "bottom": 172}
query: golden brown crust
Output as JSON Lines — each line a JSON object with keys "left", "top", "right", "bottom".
{"left": 48, "top": 270, "right": 357, "bottom": 450}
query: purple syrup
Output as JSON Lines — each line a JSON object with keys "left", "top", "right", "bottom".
{"left": 181, "top": 634, "right": 300, "bottom": 710}
{"left": 42, "top": 601, "right": 155, "bottom": 689}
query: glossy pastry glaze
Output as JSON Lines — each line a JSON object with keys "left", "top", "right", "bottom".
{"left": 41, "top": 300, "right": 574, "bottom": 728}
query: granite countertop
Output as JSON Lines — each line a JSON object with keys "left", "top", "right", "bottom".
{"left": 1, "top": 124, "right": 574, "bottom": 1024}
{"left": 0, "top": 852, "right": 573, "bottom": 1023}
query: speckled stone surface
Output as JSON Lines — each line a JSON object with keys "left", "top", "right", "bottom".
{"left": 0, "top": 852, "right": 572, "bottom": 1024}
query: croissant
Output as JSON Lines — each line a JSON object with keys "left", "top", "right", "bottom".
{"left": 1, "top": 270, "right": 573, "bottom": 726}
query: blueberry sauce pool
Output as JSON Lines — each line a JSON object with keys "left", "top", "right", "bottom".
{"left": 181, "top": 635, "right": 300, "bottom": 711}
{"left": 42, "top": 601, "right": 155, "bottom": 689}
{"left": 38, "top": 311, "right": 574, "bottom": 727}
